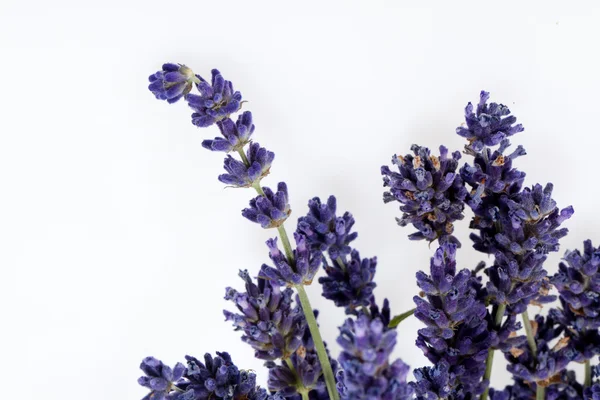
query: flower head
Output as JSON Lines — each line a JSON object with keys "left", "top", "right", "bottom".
{"left": 413, "top": 244, "right": 492, "bottom": 397}
{"left": 337, "top": 312, "right": 413, "bottom": 400}
{"left": 490, "top": 371, "right": 582, "bottom": 400}
{"left": 202, "top": 112, "right": 255, "bottom": 153}
{"left": 265, "top": 310, "right": 339, "bottom": 398}
{"left": 218, "top": 143, "right": 274, "bottom": 188}
{"left": 381, "top": 145, "right": 468, "bottom": 246}
{"left": 505, "top": 314, "right": 577, "bottom": 386}
{"left": 319, "top": 249, "right": 376, "bottom": 311}
{"left": 456, "top": 91, "right": 524, "bottom": 152}
{"left": 181, "top": 352, "right": 267, "bottom": 400}
{"left": 551, "top": 240, "right": 600, "bottom": 331}
{"left": 260, "top": 234, "right": 322, "bottom": 286}
{"left": 224, "top": 270, "right": 305, "bottom": 360}
{"left": 242, "top": 182, "right": 291, "bottom": 229}
{"left": 471, "top": 183, "right": 573, "bottom": 256}
{"left": 138, "top": 357, "right": 193, "bottom": 400}
{"left": 460, "top": 139, "right": 526, "bottom": 211}
{"left": 148, "top": 63, "right": 199, "bottom": 104}
{"left": 187, "top": 69, "right": 242, "bottom": 128}
{"left": 296, "top": 195, "right": 358, "bottom": 260}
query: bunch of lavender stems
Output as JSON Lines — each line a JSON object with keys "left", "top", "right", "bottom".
{"left": 139, "top": 62, "right": 600, "bottom": 400}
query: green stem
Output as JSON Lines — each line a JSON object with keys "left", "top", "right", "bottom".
{"left": 521, "top": 310, "right": 544, "bottom": 399}
{"left": 277, "top": 225, "right": 295, "bottom": 262}
{"left": 285, "top": 358, "right": 310, "bottom": 397}
{"left": 536, "top": 385, "right": 545, "bottom": 400}
{"left": 295, "top": 284, "right": 340, "bottom": 400}
{"left": 585, "top": 359, "right": 592, "bottom": 387}
{"left": 300, "top": 391, "right": 309, "bottom": 400}
{"left": 237, "top": 148, "right": 250, "bottom": 166}
{"left": 522, "top": 310, "right": 537, "bottom": 356}
{"left": 480, "top": 304, "right": 507, "bottom": 400}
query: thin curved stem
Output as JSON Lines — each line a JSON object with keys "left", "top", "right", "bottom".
{"left": 585, "top": 359, "right": 592, "bottom": 387}
{"left": 521, "top": 310, "right": 544, "bottom": 399}
{"left": 277, "top": 225, "right": 294, "bottom": 262}
{"left": 522, "top": 310, "right": 537, "bottom": 356}
{"left": 480, "top": 304, "right": 507, "bottom": 400}
{"left": 296, "top": 284, "right": 340, "bottom": 400}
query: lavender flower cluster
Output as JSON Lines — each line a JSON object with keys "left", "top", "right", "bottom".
{"left": 140, "top": 64, "right": 600, "bottom": 400}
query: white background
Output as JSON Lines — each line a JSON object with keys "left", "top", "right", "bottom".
{"left": 2, "top": 1, "right": 600, "bottom": 399}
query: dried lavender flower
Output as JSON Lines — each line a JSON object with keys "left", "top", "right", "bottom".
{"left": 242, "top": 182, "right": 291, "bottom": 229}
{"left": 552, "top": 240, "right": 600, "bottom": 330}
{"left": 224, "top": 270, "right": 305, "bottom": 360}
{"left": 456, "top": 90, "right": 524, "bottom": 152}
{"left": 148, "top": 63, "right": 199, "bottom": 104}
{"left": 202, "top": 112, "right": 255, "bottom": 153}
{"left": 218, "top": 143, "right": 274, "bottom": 188}
{"left": 187, "top": 69, "right": 242, "bottom": 128}
{"left": 381, "top": 145, "right": 468, "bottom": 246}
{"left": 413, "top": 243, "right": 492, "bottom": 397}
{"left": 260, "top": 234, "right": 322, "bottom": 286}
{"left": 337, "top": 312, "right": 413, "bottom": 400}
{"left": 138, "top": 357, "right": 193, "bottom": 400}
{"left": 318, "top": 249, "right": 376, "bottom": 310}
{"left": 296, "top": 195, "right": 358, "bottom": 260}
{"left": 181, "top": 352, "right": 268, "bottom": 400}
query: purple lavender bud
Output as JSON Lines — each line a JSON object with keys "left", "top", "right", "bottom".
{"left": 242, "top": 182, "right": 291, "bottom": 229}
{"left": 224, "top": 270, "right": 305, "bottom": 361}
{"left": 552, "top": 240, "right": 600, "bottom": 330}
{"left": 296, "top": 195, "right": 358, "bottom": 260}
{"left": 260, "top": 234, "right": 322, "bottom": 286}
{"left": 187, "top": 69, "right": 242, "bottom": 128}
{"left": 381, "top": 145, "right": 468, "bottom": 246}
{"left": 456, "top": 91, "right": 524, "bottom": 152}
{"left": 218, "top": 143, "right": 274, "bottom": 188}
{"left": 138, "top": 357, "right": 193, "bottom": 400}
{"left": 202, "top": 112, "right": 255, "bottom": 153}
{"left": 337, "top": 312, "right": 413, "bottom": 400}
{"left": 181, "top": 352, "right": 267, "bottom": 400}
{"left": 318, "top": 249, "right": 376, "bottom": 311}
{"left": 148, "top": 63, "right": 198, "bottom": 104}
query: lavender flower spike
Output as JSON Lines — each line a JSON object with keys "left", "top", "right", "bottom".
{"left": 296, "top": 195, "right": 358, "bottom": 260}
{"left": 180, "top": 352, "right": 268, "bottom": 400}
{"left": 202, "top": 111, "right": 255, "bottom": 153}
{"left": 337, "top": 311, "right": 413, "bottom": 400}
{"left": 242, "top": 182, "right": 291, "bottom": 229}
{"left": 413, "top": 243, "right": 492, "bottom": 397}
{"left": 218, "top": 143, "right": 274, "bottom": 188}
{"left": 148, "top": 63, "right": 199, "bottom": 104}
{"left": 552, "top": 240, "right": 600, "bottom": 331}
{"left": 260, "top": 233, "right": 322, "bottom": 286}
{"left": 318, "top": 249, "right": 376, "bottom": 311}
{"left": 224, "top": 270, "right": 305, "bottom": 360}
{"left": 187, "top": 69, "right": 242, "bottom": 128}
{"left": 381, "top": 144, "right": 468, "bottom": 246}
{"left": 456, "top": 90, "right": 524, "bottom": 152}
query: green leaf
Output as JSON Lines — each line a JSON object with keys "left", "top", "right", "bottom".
{"left": 388, "top": 308, "right": 416, "bottom": 329}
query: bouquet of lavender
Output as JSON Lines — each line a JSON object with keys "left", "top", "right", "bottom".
{"left": 138, "top": 63, "right": 600, "bottom": 400}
